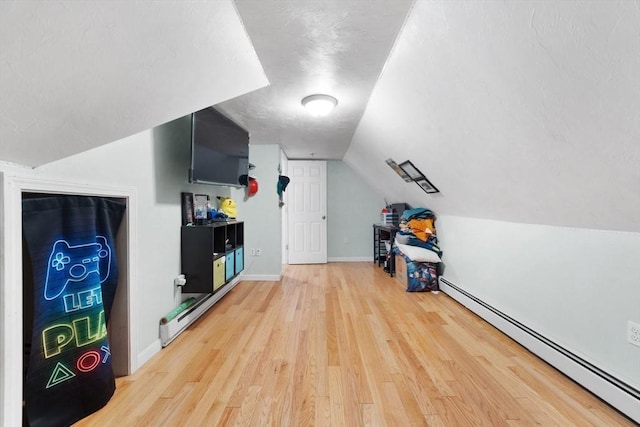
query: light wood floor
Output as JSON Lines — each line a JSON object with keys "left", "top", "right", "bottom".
{"left": 74, "top": 263, "right": 634, "bottom": 426}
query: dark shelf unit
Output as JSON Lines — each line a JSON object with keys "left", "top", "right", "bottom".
{"left": 373, "top": 224, "right": 398, "bottom": 277}
{"left": 181, "top": 221, "right": 244, "bottom": 293}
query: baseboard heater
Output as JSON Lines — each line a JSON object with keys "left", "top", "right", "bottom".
{"left": 439, "top": 277, "right": 640, "bottom": 423}
{"left": 160, "top": 277, "right": 240, "bottom": 347}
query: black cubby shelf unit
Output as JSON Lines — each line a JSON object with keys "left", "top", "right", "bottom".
{"left": 180, "top": 221, "right": 244, "bottom": 294}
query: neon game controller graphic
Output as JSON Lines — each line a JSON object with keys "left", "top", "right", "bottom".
{"left": 44, "top": 236, "right": 112, "bottom": 300}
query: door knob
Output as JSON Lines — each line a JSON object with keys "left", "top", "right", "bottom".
{"left": 322, "top": 216, "right": 326, "bottom": 220}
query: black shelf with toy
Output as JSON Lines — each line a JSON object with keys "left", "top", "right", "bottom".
{"left": 180, "top": 220, "right": 244, "bottom": 294}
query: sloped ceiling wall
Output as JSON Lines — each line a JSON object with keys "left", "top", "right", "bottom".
{"left": 344, "top": 0, "right": 639, "bottom": 232}
{"left": 0, "top": 0, "right": 268, "bottom": 167}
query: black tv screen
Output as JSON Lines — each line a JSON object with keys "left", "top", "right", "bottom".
{"left": 189, "top": 106, "right": 249, "bottom": 187}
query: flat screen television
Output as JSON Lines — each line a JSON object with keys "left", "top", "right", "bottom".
{"left": 189, "top": 106, "right": 249, "bottom": 187}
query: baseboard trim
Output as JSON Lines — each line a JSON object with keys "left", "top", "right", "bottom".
{"left": 328, "top": 257, "right": 372, "bottom": 262}
{"left": 241, "top": 273, "right": 282, "bottom": 281}
{"left": 137, "top": 339, "right": 161, "bottom": 369}
{"left": 439, "top": 277, "right": 640, "bottom": 423}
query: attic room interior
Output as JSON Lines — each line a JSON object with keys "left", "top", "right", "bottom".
{"left": 1, "top": 0, "right": 638, "bottom": 425}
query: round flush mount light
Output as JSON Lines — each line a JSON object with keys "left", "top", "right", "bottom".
{"left": 301, "top": 94, "right": 338, "bottom": 117}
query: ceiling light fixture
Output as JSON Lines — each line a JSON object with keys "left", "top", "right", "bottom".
{"left": 301, "top": 94, "right": 338, "bottom": 117}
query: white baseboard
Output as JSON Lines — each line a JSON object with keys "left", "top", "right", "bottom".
{"left": 137, "top": 339, "right": 161, "bottom": 369}
{"left": 241, "top": 274, "right": 282, "bottom": 281}
{"left": 439, "top": 277, "right": 640, "bottom": 424}
{"left": 328, "top": 257, "right": 372, "bottom": 262}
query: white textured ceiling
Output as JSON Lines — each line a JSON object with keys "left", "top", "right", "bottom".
{"left": 217, "top": 0, "right": 414, "bottom": 159}
{"left": 0, "top": 0, "right": 268, "bottom": 167}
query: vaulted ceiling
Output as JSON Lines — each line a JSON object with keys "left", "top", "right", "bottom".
{"left": 0, "top": 0, "right": 269, "bottom": 166}
{"left": 0, "top": 0, "right": 412, "bottom": 166}
{"left": 1, "top": 1, "right": 638, "bottom": 232}
{"left": 216, "top": 0, "right": 413, "bottom": 160}
{"left": 344, "top": 0, "right": 639, "bottom": 232}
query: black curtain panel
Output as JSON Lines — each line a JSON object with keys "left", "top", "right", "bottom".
{"left": 22, "top": 196, "right": 126, "bottom": 427}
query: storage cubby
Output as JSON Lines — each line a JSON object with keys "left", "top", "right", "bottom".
{"left": 181, "top": 221, "right": 244, "bottom": 294}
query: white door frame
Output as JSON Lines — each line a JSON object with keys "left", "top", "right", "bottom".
{"left": 279, "top": 151, "right": 289, "bottom": 265}
{"left": 0, "top": 172, "right": 138, "bottom": 426}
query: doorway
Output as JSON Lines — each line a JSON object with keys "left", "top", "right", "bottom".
{"left": 287, "top": 160, "right": 327, "bottom": 264}
{"left": 0, "top": 173, "right": 138, "bottom": 426}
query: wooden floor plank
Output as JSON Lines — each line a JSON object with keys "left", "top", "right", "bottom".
{"left": 73, "top": 263, "right": 635, "bottom": 426}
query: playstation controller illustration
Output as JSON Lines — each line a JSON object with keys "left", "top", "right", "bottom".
{"left": 44, "top": 236, "right": 112, "bottom": 300}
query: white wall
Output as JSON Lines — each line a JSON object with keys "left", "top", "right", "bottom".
{"left": 232, "top": 144, "right": 283, "bottom": 280}
{"left": 327, "top": 160, "right": 385, "bottom": 261}
{"left": 1, "top": 116, "right": 233, "bottom": 359}
{"left": 280, "top": 149, "right": 289, "bottom": 264}
{"left": 438, "top": 215, "right": 640, "bottom": 389}
{"left": 0, "top": 0, "right": 268, "bottom": 167}
{"left": 345, "top": 0, "right": 639, "bottom": 232}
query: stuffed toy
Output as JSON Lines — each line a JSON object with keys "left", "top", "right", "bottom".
{"left": 217, "top": 196, "right": 237, "bottom": 218}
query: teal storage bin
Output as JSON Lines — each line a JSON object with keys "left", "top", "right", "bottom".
{"left": 225, "top": 252, "right": 234, "bottom": 280}
{"left": 235, "top": 247, "right": 244, "bottom": 274}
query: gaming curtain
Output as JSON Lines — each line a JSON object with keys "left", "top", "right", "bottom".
{"left": 22, "top": 196, "right": 126, "bottom": 427}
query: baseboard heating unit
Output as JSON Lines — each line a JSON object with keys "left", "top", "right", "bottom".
{"left": 160, "top": 277, "right": 240, "bottom": 347}
{"left": 439, "top": 277, "right": 640, "bottom": 423}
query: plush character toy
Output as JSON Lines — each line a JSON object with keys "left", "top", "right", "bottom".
{"left": 217, "top": 196, "right": 237, "bottom": 218}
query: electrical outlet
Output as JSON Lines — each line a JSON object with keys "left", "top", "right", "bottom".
{"left": 250, "top": 248, "right": 256, "bottom": 256}
{"left": 256, "top": 248, "right": 262, "bottom": 256}
{"left": 628, "top": 321, "right": 640, "bottom": 347}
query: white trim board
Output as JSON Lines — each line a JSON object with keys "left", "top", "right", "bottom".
{"left": 0, "top": 172, "right": 139, "bottom": 427}
{"left": 327, "top": 257, "right": 372, "bottom": 262}
{"left": 138, "top": 339, "right": 162, "bottom": 369}
{"left": 439, "top": 277, "right": 640, "bottom": 424}
{"left": 241, "top": 274, "right": 282, "bottom": 282}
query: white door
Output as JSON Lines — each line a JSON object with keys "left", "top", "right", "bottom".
{"left": 288, "top": 160, "right": 327, "bottom": 264}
